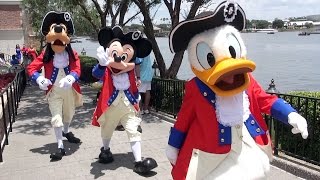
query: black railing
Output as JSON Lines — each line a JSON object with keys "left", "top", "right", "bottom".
{"left": 151, "top": 78, "right": 185, "bottom": 118}
{"left": 151, "top": 78, "right": 320, "bottom": 166}
{"left": 0, "top": 69, "right": 26, "bottom": 162}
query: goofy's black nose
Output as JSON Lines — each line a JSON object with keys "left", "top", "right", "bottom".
{"left": 54, "top": 26, "right": 63, "bottom": 33}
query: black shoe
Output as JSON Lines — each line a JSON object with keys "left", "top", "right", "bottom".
{"left": 98, "top": 147, "right": 114, "bottom": 164}
{"left": 115, "top": 125, "right": 125, "bottom": 131}
{"left": 62, "top": 132, "right": 81, "bottom": 143}
{"left": 134, "top": 158, "right": 158, "bottom": 174}
{"left": 137, "top": 125, "right": 142, "bottom": 133}
{"left": 50, "top": 148, "right": 66, "bottom": 160}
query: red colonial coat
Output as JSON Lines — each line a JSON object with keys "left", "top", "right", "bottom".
{"left": 27, "top": 50, "right": 81, "bottom": 95}
{"left": 171, "top": 74, "right": 279, "bottom": 180}
{"left": 91, "top": 69, "right": 139, "bottom": 127}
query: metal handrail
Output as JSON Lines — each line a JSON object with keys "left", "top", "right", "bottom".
{"left": 0, "top": 69, "right": 26, "bottom": 162}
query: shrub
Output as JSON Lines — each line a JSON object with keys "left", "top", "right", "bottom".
{"left": 79, "top": 55, "right": 99, "bottom": 83}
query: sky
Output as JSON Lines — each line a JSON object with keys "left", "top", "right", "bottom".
{"left": 151, "top": 0, "right": 320, "bottom": 23}
{"left": 99, "top": 0, "right": 320, "bottom": 25}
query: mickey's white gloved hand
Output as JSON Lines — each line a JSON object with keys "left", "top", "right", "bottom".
{"left": 36, "top": 76, "right": 52, "bottom": 90}
{"left": 166, "top": 145, "right": 179, "bottom": 165}
{"left": 288, "top": 112, "right": 308, "bottom": 139}
{"left": 59, "top": 75, "right": 75, "bottom": 89}
{"left": 96, "top": 46, "right": 110, "bottom": 66}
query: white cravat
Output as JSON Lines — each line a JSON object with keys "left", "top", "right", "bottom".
{"left": 53, "top": 51, "right": 69, "bottom": 68}
{"left": 112, "top": 73, "right": 130, "bottom": 90}
{"left": 215, "top": 92, "right": 250, "bottom": 127}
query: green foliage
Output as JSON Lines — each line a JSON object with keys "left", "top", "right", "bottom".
{"left": 79, "top": 56, "right": 98, "bottom": 83}
{"left": 251, "top": 20, "right": 271, "bottom": 29}
{"left": 272, "top": 19, "right": 284, "bottom": 29}
{"left": 246, "top": 19, "right": 252, "bottom": 29}
{"left": 151, "top": 78, "right": 185, "bottom": 116}
{"left": 23, "top": 0, "right": 98, "bottom": 36}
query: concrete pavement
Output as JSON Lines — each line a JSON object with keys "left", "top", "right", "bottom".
{"left": 0, "top": 85, "right": 303, "bottom": 179}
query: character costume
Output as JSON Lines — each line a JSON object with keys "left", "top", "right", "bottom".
{"left": 27, "top": 11, "right": 82, "bottom": 161}
{"left": 91, "top": 26, "right": 157, "bottom": 174}
{"left": 165, "top": 1, "right": 309, "bottom": 179}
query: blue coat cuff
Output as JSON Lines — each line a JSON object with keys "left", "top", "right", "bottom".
{"left": 271, "top": 98, "right": 296, "bottom": 125}
{"left": 168, "top": 127, "right": 186, "bottom": 149}
{"left": 69, "top": 72, "right": 79, "bottom": 81}
{"left": 92, "top": 64, "right": 106, "bottom": 79}
{"left": 30, "top": 72, "right": 40, "bottom": 84}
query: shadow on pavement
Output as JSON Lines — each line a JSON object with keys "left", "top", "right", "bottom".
{"left": 89, "top": 152, "right": 157, "bottom": 179}
{"left": 29, "top": 141, "right": 81, "bottom": 159}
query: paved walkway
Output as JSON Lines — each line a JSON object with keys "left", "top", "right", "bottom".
{"left": 0, "top": 85, "right": 303, "bottom": 180}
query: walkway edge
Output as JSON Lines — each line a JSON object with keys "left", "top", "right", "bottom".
{"left": 271, "top": 156, "right": 320, "bottom": 180}
{"left": 151, "top": 111, "right": 320, "bottom": 180}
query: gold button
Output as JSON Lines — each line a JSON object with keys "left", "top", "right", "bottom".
{"left": 203, "top": 92, "right": 207, "bottom": 96}
{"left": 251, "top": 120, "right": 255, "bottom": 125}
{"left": 256, "top": 128, "right": 261, "bottom": 133}
{"left": 240, "top": 135, "right": 243, "bottom": 139}
{"left": 221, "top": 138, "right": 224, "bottom": 143}
{"left": 221, "top": 129, "right": 224, "bottom": 133}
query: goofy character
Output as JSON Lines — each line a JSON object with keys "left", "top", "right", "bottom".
{"left": 91, "top": 26, "right": 157, "bottom": 174}
{"left": 27, "top": 11, "right": 82, "bottom": 161}
{"left": 165, "top": 1, "right": 309, "bottom": 179}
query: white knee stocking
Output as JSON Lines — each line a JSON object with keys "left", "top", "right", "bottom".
{"left": 54, "top": 127, "right": 64, "bottom": 149}
{"left": 130, "top": 141, "right": 142, "bottom": 162}
{"left": 63, "top": 122, "right": 70, "bottom": 134}
{"left": 102, "top": 138, "right": 111, "bottom": 150}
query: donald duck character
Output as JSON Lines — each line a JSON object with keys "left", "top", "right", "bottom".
{"left": 91, "top": 26, "right": 157, "bottom": 174}
{"left": 165, "top": 1, "right": 309, "bottom": 179}
{"left": 27, "top": 11, "right": 82, "bottom": 161}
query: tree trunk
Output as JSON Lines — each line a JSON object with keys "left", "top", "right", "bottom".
{"left": 101, "top": 13, "right": 107, "bottom": 28}
{"left": 166, "top": 51, "right": 184, "bottom": 78}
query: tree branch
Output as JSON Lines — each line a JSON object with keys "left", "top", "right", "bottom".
{"left": 91, "top": 0, "right": 104, "bottom": 16}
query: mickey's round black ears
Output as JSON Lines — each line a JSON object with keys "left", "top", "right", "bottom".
{"left": 97, "top": 26, "right": 152, "bottom": 58}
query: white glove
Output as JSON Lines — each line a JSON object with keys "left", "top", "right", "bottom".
{"left": 36, "top": 76, "right": 52, "bottom": 90}
{"left": 96, "top": 46, "right": 110, "bottom": 66}
{"left": 165, "top": 145, "right": 179, "bottom": 165}
{"left": 288, "top": 112, "right": 308, "bottom": 139}
{"left": 58, "top": 75, "right": 75, "bottom": 89}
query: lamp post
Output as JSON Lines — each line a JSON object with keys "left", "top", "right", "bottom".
{"left": 81, "top": 48, "right": 86, "bottom": 56}
{"left": 266, "top": 79, "right": 280, "bottom": 94}
{"left": 152, "top": 60, "right": 158, "bottom": 77}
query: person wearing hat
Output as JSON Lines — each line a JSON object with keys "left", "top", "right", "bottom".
{"left": 27, "top": 11, "right": 83, "bottom": 161}
{"left": 165, "top": 1, "right": 308, "bottom": 179}
{"left": 91, "top": 25, "right": 158, "bottom": 174}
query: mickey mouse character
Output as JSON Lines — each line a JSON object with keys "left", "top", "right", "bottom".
{"left": 27, "top": 11, "right": 82, "bottom": 161}
{"left": 165, "top": 1, "right": 309, "bottom": 179}
{"left": 91, "top": 26, "right": 157, "bottom": 174}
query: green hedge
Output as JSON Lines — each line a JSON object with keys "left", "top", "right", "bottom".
{"left": 79, "top": 55, "right": 99, "bottom": 83}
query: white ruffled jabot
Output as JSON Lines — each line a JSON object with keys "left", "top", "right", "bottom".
{"left": 215, "top": 92, "right": 250, "bottom": 127}
{"left": 53, "top": 51, "right": 69, "bottom": 68}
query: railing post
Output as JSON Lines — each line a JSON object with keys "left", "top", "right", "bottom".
{"left": 6, "top": 89, "right": 12, "bottom": 132}
{"left": 266, "top": 79, "right": 280, "bottom": 94}
{"left": 1, "top": 95, "right": 9, "bottom": 145}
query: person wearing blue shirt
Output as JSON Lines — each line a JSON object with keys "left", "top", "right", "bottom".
{"left": 136, "top": 53, "right": 153, "bottom": 114}
{"left": 10, "top": 54, "right": 20, "bottom": 65}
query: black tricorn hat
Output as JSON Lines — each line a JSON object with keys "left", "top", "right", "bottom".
{"left": 98, "top": 25, "right": 152, "bottom": 58}
{"left": 169, "top": 1, "right": 246, "bottom": 53}
{"left": 41, "top": 11, "right": 75, "bottom": 36}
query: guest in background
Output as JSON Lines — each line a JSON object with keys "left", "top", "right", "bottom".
{"left": 136, "top": 53, "right": 153, "bottom": 114}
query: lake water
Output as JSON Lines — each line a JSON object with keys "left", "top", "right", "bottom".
{"left": 72, "top": 32, "right": 320, "bottom": 93}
